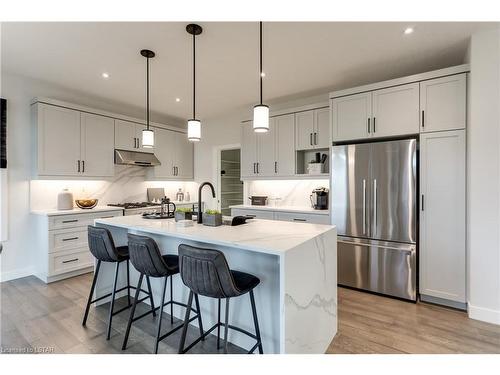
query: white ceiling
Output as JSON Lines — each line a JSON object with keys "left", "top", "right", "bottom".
{"left": 1, "top": 22, "right": 494, "bottom": 122}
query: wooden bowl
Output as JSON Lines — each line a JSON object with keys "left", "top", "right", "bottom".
{"left": 75, "top": 199, "right": 98, "bottom": 209}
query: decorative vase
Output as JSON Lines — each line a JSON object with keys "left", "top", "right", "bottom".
{"left": 57, "top": 189, "right": 74, "bottom": 210}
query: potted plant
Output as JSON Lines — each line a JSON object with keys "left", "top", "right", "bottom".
{"left": 203, "top": 209, "right": 223, "bottom": 227}
{"left": 175, "top": 207, "right": 193, "bottom": 222}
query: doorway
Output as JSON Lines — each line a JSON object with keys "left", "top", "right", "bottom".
{"left": 219, "top": 148, "right": 243, "bottom": 216}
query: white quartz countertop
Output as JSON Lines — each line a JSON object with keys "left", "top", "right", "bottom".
{"left": 31, "top": 206, "right": 124, "bottom": 216}
{"left": 95, "top": 215, "right": 335, "bottom": 256}
{"left": 229, "top": 204, "right": 330, "bottom": 215}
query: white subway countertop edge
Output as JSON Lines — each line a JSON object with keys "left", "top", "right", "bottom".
{"left": 31, "top": 206, "right": 124, "bottom": 216}
{"left": 229, "top": 204, "right": 330, "bottom": 215}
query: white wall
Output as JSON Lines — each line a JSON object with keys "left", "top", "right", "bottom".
{"left": 0, "top": 73, "right": 194, "bottom": 282}
{"left": 468, "top": 27, "right": 500, "bottom": 324}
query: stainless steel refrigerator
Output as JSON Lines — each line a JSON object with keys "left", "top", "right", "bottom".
{"left": 331, "top": 139, "right": 417, "bottom": 301}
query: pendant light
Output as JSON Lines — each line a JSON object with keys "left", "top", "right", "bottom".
{"left": 253, "top": 21, "right": 269, "bottom": 133}
{"left": 141, "top": 49, "right": 155, "bottom": 148}
{"left": 186, "top": 23, "right": 203, "bottom": 142}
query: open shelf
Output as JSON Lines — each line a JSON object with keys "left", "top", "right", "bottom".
{"left": 295, "top": 148, "right": 329, "bottom": 175}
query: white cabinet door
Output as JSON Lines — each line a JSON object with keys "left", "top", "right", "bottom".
{"left": 257, "top": 118, "right": 276, "bottom": 176}
{"left": 80, "top": 113, "right": 114, "bottom": 177}
{"left": 230, "top": 208, "right": 274, "bottom": 220}
{"left": 331, "top": 92, "right": 372, "bottom": 142}
{"left": 37, "top": 104, "right": 81, "bottom": 176}
{"left": 173, "top": 131, "right": 194, "bottom": 179}
{"left": 275, "top": 211, "right": 330, "bottom": 224}
{"left": 295, "top": 110, "right": 315, "bottom": 150}
{"left": 420, "top": 130, "right": 466, "bottom": 303}
{"left": 420, "top": 73, "right": 466, "bottom": 133}
{"left": 115, "top": 119, "right": 138, "bottom": 151}
{"left": 314, "top": 107, "right": 330, "bottom": 148}
{"left": 372, "top": 82, "right": 420, "bottom": 138}
{"left": 136, "top": 123, "right": 154, "bottom": 153}
{"left": 241, "top": 122, "right": 258, "bottom": 177}
{"left": 275, "top": 114, "right": 295, "bottom": 176}
{"left": 151, "top": 127, "right": 175, "bottom": 178}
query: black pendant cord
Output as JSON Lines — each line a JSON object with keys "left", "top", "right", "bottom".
{"left": 146, "top": 56, "right": 150, "bottom": 130}
{"left": 259, "top": 21, "right": 263, "bottom": 105}
{"left": 193, "top": 32, "right": 196, "bottom": 119}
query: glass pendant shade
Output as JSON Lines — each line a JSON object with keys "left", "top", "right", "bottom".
{"left": 188, "top": 119, "right": 201, "bottom": 141}
{"left": 253, "top": 104, "right": 269, "bottom": 132}
{"left": 142, "top": 128, "right": 154, "bottom": 148}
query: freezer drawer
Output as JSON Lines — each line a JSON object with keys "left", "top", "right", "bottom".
{"left": 337, "top": 236, "right": 416, "bottom": 301}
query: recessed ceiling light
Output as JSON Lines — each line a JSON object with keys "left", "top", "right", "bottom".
{"left": 404, "top": 27, "right": 414, "bottom": 35}
{"left": 101, "top": 72, "right": 110, "bottom": 79}
{"left": 175, "top": 98, "right": 181, "bottom": 102}
{"left": 260, "top": 72, "right": 266, "bottom": 77}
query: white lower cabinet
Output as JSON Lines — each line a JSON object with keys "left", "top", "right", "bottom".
{"left": 33, "top": 209, "right": 123, "bottom": 283}
{"left": 231, "top": 207, "right": 329, "bottom": 224}
{"left": 231, "top": 208, "right": 275, "bottom": 220}
{"left": 419, "top": 130, "right": 466, "bottom": 305}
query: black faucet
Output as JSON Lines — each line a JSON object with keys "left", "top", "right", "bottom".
{"left": 198, "top": 181, "right": 216, "bottom": 224}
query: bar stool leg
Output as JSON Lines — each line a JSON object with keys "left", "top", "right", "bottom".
{"left": 178, "top": 290, "right": 194, "bottom": 354}
{"left": 122, "top": 273, "right": 144, "bottom": 350}
{"left": 223, "top": 298, "right": 230, "bottom": 354}
{"left": 82, "top": 260, "right": 101, "bottom": 326}
{"left": 106, "top": 261, "right": 120, "bottom": 340}
{"left": 154, "top": 276, "right": 168, "bottom": 354}
{"left": 194, "top": 293, "right": 204, "bottom": 340}
{"left": 126, "top": 259, "right": 131, "bottom": 307}
{"left": 250, "top": 290, "right": 263, "bottom": 354}
{"left": 145, "top": 276, "right": 157, "bottom": 317}
{"left": 169, "top": 275, "right": 174, "bottom": 324}
{"left": 217, "top": 298, "right": 221, "bottom": 350}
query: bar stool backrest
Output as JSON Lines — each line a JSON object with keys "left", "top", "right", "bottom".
{"left": 87, "top": 225, "right": 120, "bottom": 262}
{"left": 178, "top": 244, "right": 239, "bottom": 298}
{"left": 127, "top": 233, "right": 173, "bottom": 277}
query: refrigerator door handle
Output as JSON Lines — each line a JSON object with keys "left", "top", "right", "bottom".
{"left": 337, "top": 239, "right": 415, "bottom": 254}
{"left": 373, "top": 179, "right": 377, "bottom": 234}
{"left": 362, "top": 179, "right": 367, "bottom": 235}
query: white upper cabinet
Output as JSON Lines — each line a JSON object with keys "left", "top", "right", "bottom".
{"left": 257, "top": 118, "right": 277, "bottom": 176}
{"left": 275, "top": 114, "right": 295, "bottom": 176}
{"left": 80, "top": 113, "right": 114, "bottom": 177}
{"left": 115, "top": 119, "right": 153, "bottom": 153}
{"left": 372, "top": 82, "right": 420, "bottom": 138}
{"left": 172, "top": 131, "right": 194, "bottom": 179}
{"left": 332, "top": 92, "right": 372, "bottom": 142}
{"left": 420, "top": 73, "right": 466, "bottom": 133}
{"left": 151, "top": 127, "right": 174, "bottom": 178}
{"left": 36, "top": 104, "right": 81, "bottom": 176}
{"left": 241, "top": 121, "right": 258, "bottom": 178}
{"left": 295, "top": 108, "right": 330, "bottom": 150}
{"left": 419, "top": 130, "right": 466, "bottom": 303}
{"left": 151, "top": 128, "right": 193, "bottom": 180}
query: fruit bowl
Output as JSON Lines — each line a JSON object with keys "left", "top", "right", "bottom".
{"left": 75, "top": 199, "right": 98, "bottom": 209}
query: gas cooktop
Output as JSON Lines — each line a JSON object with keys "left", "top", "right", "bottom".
{"left": 108, "top": 202, "right": 160, "bottom": 209}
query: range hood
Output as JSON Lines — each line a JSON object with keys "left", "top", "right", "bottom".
{"left": 114, "top": 149, "right": 161, "bottom": 167}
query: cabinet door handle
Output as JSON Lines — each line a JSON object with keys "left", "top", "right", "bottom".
{"left": 293, "top": 218, "right": 307, "bottom": 222}
{"left": 176, "top": 167, "right": 179, "bottom": 176}
{"left": 421, "top": 194, "right": 424, "bottom": 211}
{"left": 367, "top": 118, "right": 371, "bottom": 133}
{"left": 256, "top": 163, "right": 259, "bottom": 174}
{"left": 62, "top": 258, "right": 79, "bottom": 264}
{"left": 62, "top": 219, "right": 79, "bottom": 224}
{"left": 421, "top": 110, "right": 425, "bottom": 128}
{"left": 373, "top": 117, "right": 376, "bottom": 133}
{"left": 314, "top": 132, "right": 317, "bottom": 145}
{"left": 274, "top": 161, "right": 278, "bottom": 174}
{"left": 62, "top": 237, "right": 79, "bottom": 242}
{"left": 77, "top": 160, "right": 81, "bottom": 173}
{"left": 82, "top": 160, "right": 85, "bottom": 173}
{"left": 309, "top": 133, "right": 312, "bottom": 146}
{"left": 253, "top": 163, "right": 256, "bottom": 174}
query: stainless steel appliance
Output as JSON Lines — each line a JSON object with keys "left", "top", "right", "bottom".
{"left": 114, "top": 149, "right": 160, "bottom": 166}
{"left": 310, "top": 187, "right": 329, "bottom": 210}
{"left": 331, "top": 139, "right": 417, "bottom": 301}
{"left": 108, "top": 202, "right": 161, "bottom": 216}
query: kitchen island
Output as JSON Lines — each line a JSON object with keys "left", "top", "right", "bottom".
{"left": 93, "top": 215, "right": 337, "bottom": 354}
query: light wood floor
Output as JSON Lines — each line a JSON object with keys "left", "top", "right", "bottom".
{"left": 1, "top": 273, "right": 499, "bottom": 354}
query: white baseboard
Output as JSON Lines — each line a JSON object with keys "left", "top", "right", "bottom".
{"left": 0, "top": 266, "right": 35, "bottom": 282}
{"left": 468, "top": 303, "right": 500, "bottom": 325}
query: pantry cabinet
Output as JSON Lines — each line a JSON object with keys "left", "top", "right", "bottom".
{"left": 419, "top": 130, "right": 466, "bottom": 305}
{"left": 114, "top": 119, "right": 152, "bottom": 153}
{"left": 420, "top": 73, "right": 466, "bottom": 133}
{"left": 34, "top": 103, "right": 114, "bottom": 177}
{"left": 295, "top": 107, "right": 330, "bottom": 150}
{"left": 151, "top": 128, "right": 193, "bottom": 179}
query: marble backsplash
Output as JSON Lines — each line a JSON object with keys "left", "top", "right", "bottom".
{"left": 30, "top": 165, "right": 199, "bottom": 210}
{"left": 244, "top": 179, "right": 330, "bottom": 208}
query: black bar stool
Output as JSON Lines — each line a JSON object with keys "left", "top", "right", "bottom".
{"left": 122, "top": 233, "right": 204, "bottom": 354}
{"left": 177, "top": 244, "right": 263, "bottom": 354}
{"left": 82, "top": 225, "right": 156, "bottom": 340}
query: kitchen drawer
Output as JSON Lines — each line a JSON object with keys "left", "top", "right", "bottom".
{"left": 275, "top": 212, "right": 330, "bottom": 224}
{"left": 231, "top": 208, "right": 275, "bottom": 220}
{"left": 48, "top": 248, "right": 93, "bottom": 277}
{"left": 49, "top": 210, "right": 122, "bottom": 230}
{"left": 49, "top": 227, "right": 88, "bottom": 254}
